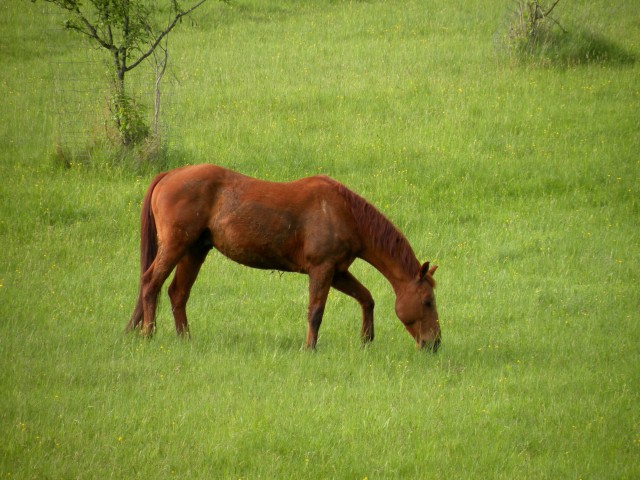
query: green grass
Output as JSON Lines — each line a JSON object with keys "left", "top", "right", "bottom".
{"left": 1, "top": 0, "right": 639, "bottom": 478}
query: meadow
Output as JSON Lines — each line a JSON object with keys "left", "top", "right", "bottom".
{"left": 1, "top": 0, "right": 639, "bottom": 478}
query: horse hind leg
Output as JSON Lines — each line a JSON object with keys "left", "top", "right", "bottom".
{"left": 125, "top": 290, "right": 144, "bottom": 332}
{"left": 140, "top": 247, "right": 184, "bottom": 337}
{"left": 168, "top": 243, "right": 210, "bottom": 337}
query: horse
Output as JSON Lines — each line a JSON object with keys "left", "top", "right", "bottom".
{"left": 126, "top": 164, "right": 441, "bottom": 351}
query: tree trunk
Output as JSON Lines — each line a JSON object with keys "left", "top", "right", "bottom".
{"left": 112, "top": 49, "right": 127, "bottom": 144}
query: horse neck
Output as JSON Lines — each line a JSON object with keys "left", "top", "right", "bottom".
{"left": 336, "top": 182, "right": 420, "bottom": 292}
{"left": 361, "top": 242, "right": 420, "bottom": 294}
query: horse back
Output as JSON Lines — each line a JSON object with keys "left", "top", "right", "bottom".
{"left": 150, "top": 165, "right": 362, "bottom": 273}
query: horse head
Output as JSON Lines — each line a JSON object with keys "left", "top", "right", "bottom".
{"left": 395, "top": 262, "right": 441, "bottom": 352}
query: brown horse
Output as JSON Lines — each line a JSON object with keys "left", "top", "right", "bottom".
{"left": 126, "top": 164, "right": 441, "bottom": 351}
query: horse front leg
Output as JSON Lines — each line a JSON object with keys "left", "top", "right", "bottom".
{"left": 306, "top": 265, "right": 335, "bottom": 349}
{"left": 331, "top": 271, "right": 375, "bottom": 344}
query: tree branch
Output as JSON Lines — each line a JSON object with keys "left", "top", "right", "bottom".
{"left": 125, "top": 0, "right": 207, "bottom": 72}
{"left": 544, "top": 0, "right": 562, "bottom": 17}
{"left": 545, "top": 12, "right": 567, "bottom": 34}
{"left": 69, "top": 2, "right": 117, "bottom": 52}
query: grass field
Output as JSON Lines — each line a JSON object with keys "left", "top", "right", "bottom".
{"left": 1, "top": 0, "right": 639, "bottom": 478}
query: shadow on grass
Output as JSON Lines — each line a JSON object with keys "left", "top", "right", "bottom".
{"left": 526, "top": 28, "right": 636, "bottom": 67}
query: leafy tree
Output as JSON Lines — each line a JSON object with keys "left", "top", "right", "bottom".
{"left": 36, "top": 0, "right": 208, "bottom": 145}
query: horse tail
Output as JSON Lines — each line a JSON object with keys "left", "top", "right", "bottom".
{"left": 126, "top": 171, "right": 168, "bottom": 332}
{"left": 139, "top": 172, "right": 167, "bottom": 274}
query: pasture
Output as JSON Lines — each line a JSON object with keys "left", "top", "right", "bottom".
{"left": 1, "top": 0, "right": 639, "bottom": 478}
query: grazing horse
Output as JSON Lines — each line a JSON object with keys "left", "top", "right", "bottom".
{"left": 126, "top": 164, "right": 441, "bottom": 351}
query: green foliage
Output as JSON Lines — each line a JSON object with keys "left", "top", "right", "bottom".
{"left": 2, "top": 1, "right": 640, "bottom": 478}
{"left": 111, "top": 88, "right": 150, "bottom": 146}
{"left": 58, "top": 0, "right": 154, "bottom": 51}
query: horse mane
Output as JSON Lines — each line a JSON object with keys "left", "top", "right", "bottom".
{"left": 334, "top": 181, "right": 421, "bottom": 278}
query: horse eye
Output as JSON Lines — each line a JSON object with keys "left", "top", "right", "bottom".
{"left": 423, "top": 299, "right": 433, "bottom": 308}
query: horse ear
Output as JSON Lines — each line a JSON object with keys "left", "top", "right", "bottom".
{"left": 418, "top": 262, "right": 430, "bottom": 281}
{"left": 418, "top": 262, "right": 438, "bottom": 281}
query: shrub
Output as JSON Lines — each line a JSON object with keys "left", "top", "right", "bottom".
{"left": 502, "top": 0, "right": 635, "bottom": 66}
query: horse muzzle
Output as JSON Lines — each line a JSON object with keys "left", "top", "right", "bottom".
{"left": 419, "top": 334, "right": 441, "bottom": 353}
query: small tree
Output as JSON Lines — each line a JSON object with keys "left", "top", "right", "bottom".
{"left": 508, "top": 0, "right": 565, "bottom": 58}
{"left": 37, "top": 0, "right": 208, "bottom": 145}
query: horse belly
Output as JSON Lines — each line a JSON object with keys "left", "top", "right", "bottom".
{"left": 211, "top": 211, "right": 303, "bottom": 272}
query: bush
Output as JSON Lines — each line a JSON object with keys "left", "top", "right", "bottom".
{"left": 503, "top": 0, "right": 635, "bottom": 67}
{"left": 110, "top": 90, "right": 150, "bottom": 147}
{"left": 505, "top": 1, "right": 565, "bottom": 61}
